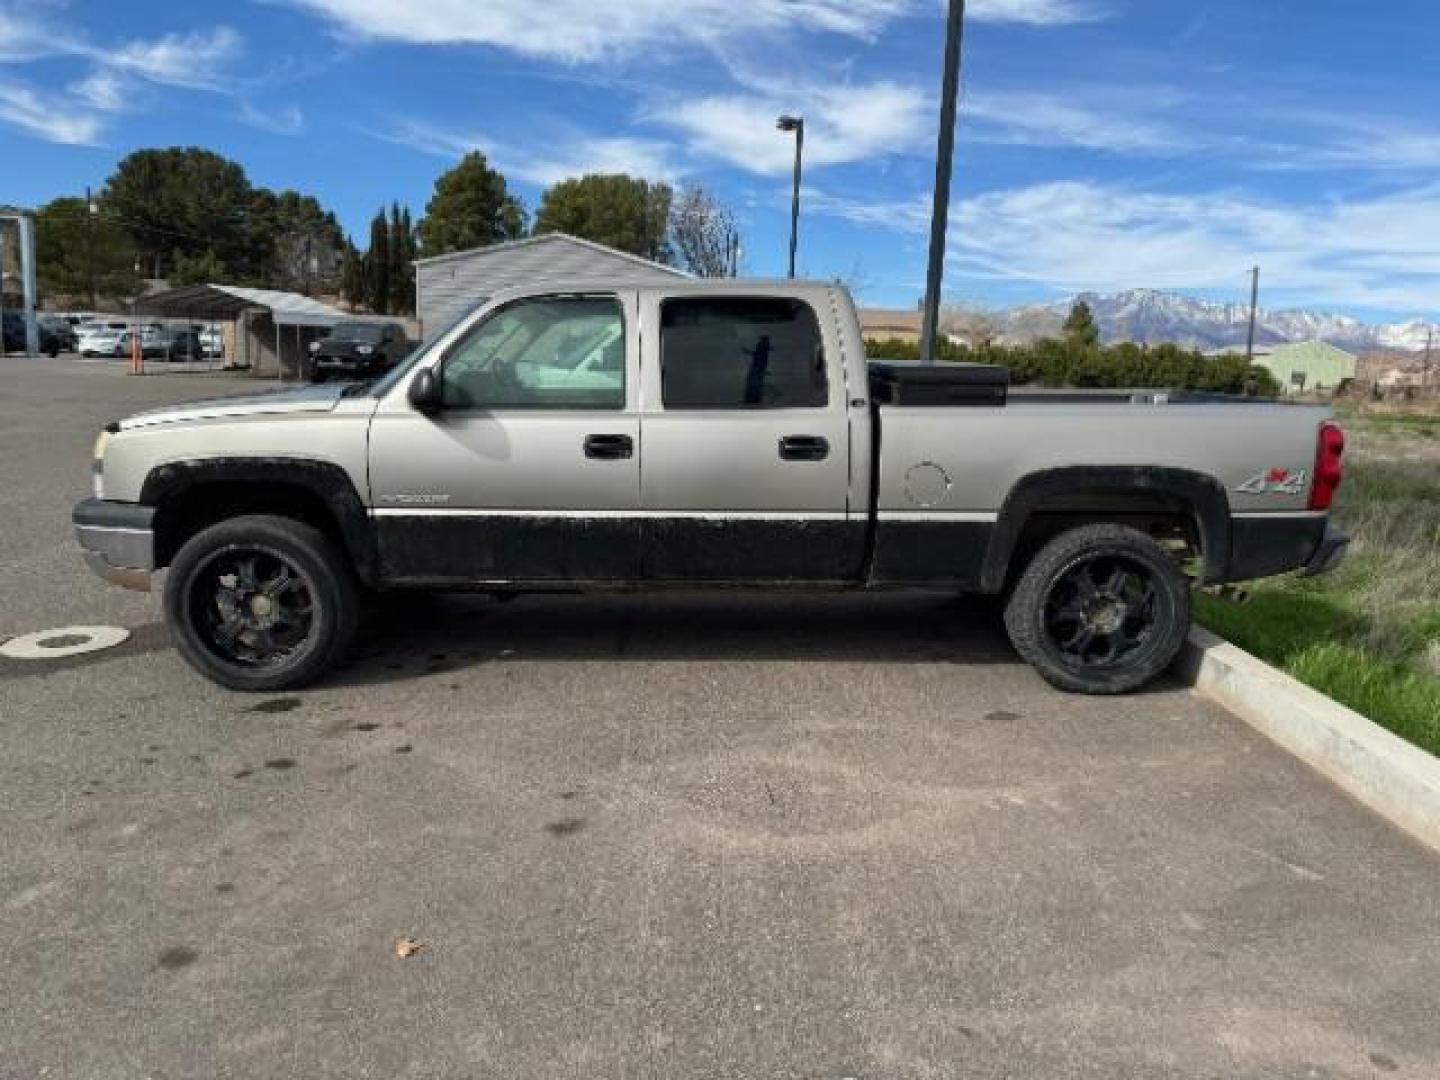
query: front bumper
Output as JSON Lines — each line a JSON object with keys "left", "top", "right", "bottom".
{"left": 73, "top": 498, "right": 156, "bottom": 592}
{"left": 314, "top": 354, "right": 372, "bottom": 372}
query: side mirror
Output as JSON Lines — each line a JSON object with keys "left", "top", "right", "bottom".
{"left": 408, "top": 367, "right": 443, "bottom": 415}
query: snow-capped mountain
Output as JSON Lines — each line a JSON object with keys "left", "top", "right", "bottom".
{"left": 996, "top": 289, "right": 1436, "bottom": 352}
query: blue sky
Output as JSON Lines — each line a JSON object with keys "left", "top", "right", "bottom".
{"left": 2, "top": 0, "right": 1438, "bottom": 320}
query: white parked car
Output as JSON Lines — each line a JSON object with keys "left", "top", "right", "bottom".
{"left": 199, "top": 327, "right": 224, "bottom": 359}
{"left": 77, "top": 321, "right": 128, "bottom": 357}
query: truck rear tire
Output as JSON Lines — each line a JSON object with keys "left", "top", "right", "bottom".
{"left": 163, "top": 514, "right": 359, "bottom": 692}
{"left": 1003, "top": 523, "right": 1190, "bottom": 695}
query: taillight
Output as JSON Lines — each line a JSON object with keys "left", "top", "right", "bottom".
{"left": 1309, "top": 420, "right": 1345, "bottom": 510}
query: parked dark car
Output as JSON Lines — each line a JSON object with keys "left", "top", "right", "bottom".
{"left": 310, "top": 321, "right": 409, "bottom": 382}
{"left": 2, "top": 312, "right": 62, "bottom": 356}
{"left": 150, "top": 329, "right": 205, "bottom": 361}
{"left": 38, "top": 316, "right": 78, "bottom": 353}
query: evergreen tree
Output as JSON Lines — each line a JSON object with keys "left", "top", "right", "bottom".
{"left": 367, "top": 210, "right": 390, "bottom": 315}
{"left": 340, "top": 240, "right": 365, "bottom": 310}
{"left": 34, "top": 196, "right": 142, "bottom": 303}
{"left": 418, "top": 152, "right": 525, "bottom": 257}
{"left": 388, "top": 202, "right": 415, "bottom": 316}
{"left": 534, "top": 174, "right": 673, "bottom": 263}
{"left": 1063, "top": 300, "right": 1100, "bottom": 349}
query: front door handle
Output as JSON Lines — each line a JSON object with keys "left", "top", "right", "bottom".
{"left": 779, "top": 435, "right": 830, "bottom": 462}
{"left": 584, "top": 433, "right": 634, "bottom": 460}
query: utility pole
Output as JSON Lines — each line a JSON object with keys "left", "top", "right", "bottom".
{"left": 1245, "top": 265, "right": 1261, "bottom": 363}
{"left": 776, "top": 115, "right": 805, "bottom": 279}
{"left": 1425, "top": 325, "right": 1434, "bottom": 392}
{"left": 919, "top": 0, "right": 967, "bottom": 364}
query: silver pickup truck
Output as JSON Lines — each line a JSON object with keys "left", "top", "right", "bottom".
{"left": 74, "top": 281, "right": 1348, "bottom": 694}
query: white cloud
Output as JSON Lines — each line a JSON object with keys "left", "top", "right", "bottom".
{"left": 284, "top": 0, "right": 914, "bottom": 62}
{"left": 662, "top": 81, "right": 931, "bottom": 175}
{"left": 239, "top": 101, "right": 305, "bottom": 135}
{"left": 70, "top": 69, "right": 126, "bottom": 111}
{"left": 965, "top": 90, "right": 1192, "bottom": 154}
{"left": 1317, "top": 124, "right": 1440, "bottom": 173}
{"left": 968, "top": 0, "right": 1108, "bottom": 25}
{"left": 285, "top": 0, "right": 1104, "bottom": 59}
{"left": 803, "top": 179, "right": 1440, "bottom": 312}
{"left": 949, "top": 180, "right": 1440, "bottom": 310}
{"left": 0, "top": 12, "right": 247, "bottom": 143}
{"left": 0, "top": 8, "right": 51, "bottom": 61}
{"left": 803, "top": 187, "right": 932, "bottom": 232}
{"left": 378, "top": 119, "right": 679, "bottom": 186}
{"left": 106, "top": 26, "right": 242, "bottom": 91}
{"left": 0, "top": 78, "right": 102, "bottom": 143}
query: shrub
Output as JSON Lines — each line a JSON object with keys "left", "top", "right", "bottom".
{"left": 864, "top": 337, "right": 1280, "bottom": 397}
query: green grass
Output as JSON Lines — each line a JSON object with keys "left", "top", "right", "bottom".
{"left": 1194, "top": 414, "right": 1440, "bottom": 757}
{"left": 1195, "top": 592, "right": 1440, "bottom": 756}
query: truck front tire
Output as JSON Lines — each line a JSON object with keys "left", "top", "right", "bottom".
{"left": 1003, "top": 523, "right": 1190, "bottom": 695}
{"left": 163, "top": 514, "right": 359, "bottom": 692}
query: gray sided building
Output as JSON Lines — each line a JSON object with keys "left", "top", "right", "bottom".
{"left": 414, "top": 233, "right": 690, "bottom": 338}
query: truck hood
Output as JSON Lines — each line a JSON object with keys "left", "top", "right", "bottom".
{"left": 119, "top": 384, "right": 347, "bottom": 430}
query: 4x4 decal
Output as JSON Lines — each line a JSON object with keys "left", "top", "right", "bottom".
{"left": 1236, "top": 468, "right": 1308, "bottom": 496}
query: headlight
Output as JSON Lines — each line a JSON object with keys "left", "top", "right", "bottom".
{"left": 309, "top": 341, "right": 321, "bottom": 353}
{"left": 92, "top": 429, "right": 109, "bottom": 498}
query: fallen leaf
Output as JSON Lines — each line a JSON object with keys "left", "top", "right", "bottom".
{"left": 394, "top": 937, "right": 423, "bottom": 958}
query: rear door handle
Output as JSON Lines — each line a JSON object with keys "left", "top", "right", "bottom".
{"left": 779, "top": 435, "right": 830, "bottom": 462}
{"left": 584, "top": 433, "right": 634, "bottom": 460}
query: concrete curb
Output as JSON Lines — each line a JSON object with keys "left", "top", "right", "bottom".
{"left": 1176, "top": 627, "right": 1440, "bottom": 854}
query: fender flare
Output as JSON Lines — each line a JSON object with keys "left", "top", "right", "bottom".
{"left": 981, "top": 465, "right": 1232, "bottom": 591}
{"left": 139, "top": 457, "right": 379, "bottom": 586}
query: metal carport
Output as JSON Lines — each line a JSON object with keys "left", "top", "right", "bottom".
{"left": 136, "top": 284, "right": 348, "bottom": 379}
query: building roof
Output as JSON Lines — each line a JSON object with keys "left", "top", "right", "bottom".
{"left": 412, "top": 232, "right": 690, "bottom": 279}
{"left": 136, "top": 284, "right": 349, "bottom": 328}
{"left": 861, "top": 308, "right": 924, "bottom": 333}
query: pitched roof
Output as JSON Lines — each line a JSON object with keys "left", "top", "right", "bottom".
{"left": 412, "top": 231, "right": 689, "bottom": 278}
{"left": 135, "top": 284, "right": 349, "bottom": 327}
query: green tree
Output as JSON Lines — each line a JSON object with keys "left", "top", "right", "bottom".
{"left": 534, "top": 173, "right": 673, "bottom": 263}
{"left": 340, "top": 239, "right": 365, "bottom": 310}
{"left": 1063, "top": 300, "right": 1100, "bottom": 350}
{"left": 170, "top": 248, "right": 225, "bottom": 287}
{"left": 388, "top": 202, "right": 416, "bottom": 315}
{"left": 103, "top": 148, "right": 255, "bottom": 280}
{"left": 366, "top": 210, "right": 390, "bottom": 315}
{"left": 34, "top": 196, "right": 141, "bottom": 304}
{"left": 418, "top": 152, "right": 525, "bottom": 257}
{"left": 252, "top": 189, "right": 345, "bottom": 295}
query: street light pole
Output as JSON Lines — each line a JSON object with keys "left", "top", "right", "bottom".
{"left": 919, "top": 0, "right": 967, "bottom": 364}
{"left": 85, "top": 186, "right": 97, "bottom": 311}
{"left": 777, "top": 115, "right": 805, "bottom": 279}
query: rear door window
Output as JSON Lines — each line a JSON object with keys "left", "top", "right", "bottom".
{"left": 660, "top": 297, "right": 827, "bottom": 410}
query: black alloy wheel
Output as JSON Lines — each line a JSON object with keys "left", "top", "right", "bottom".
{"left": 191, "top": 547, "right": 316, "bottom": 668}
{"left": 1004, "top": 523, "right": 1191, "bottom": 695}
{"left": 1042, "top": 553, "right": 1162, "bottom": 671}
{"left": 164, "top": 515, "right": 358, "bottom": 691}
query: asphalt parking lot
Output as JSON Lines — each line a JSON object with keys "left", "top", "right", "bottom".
{"left": 2, "top": 354, "right": 1438, "bottom": 1079}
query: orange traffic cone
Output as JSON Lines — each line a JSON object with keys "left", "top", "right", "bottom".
{"left": 129, "top": 330, "right": 143, "bottom": 375}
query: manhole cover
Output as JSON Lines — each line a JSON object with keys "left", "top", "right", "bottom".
{"left": 0, "top": 625, "right": 130, "bottom": 660}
